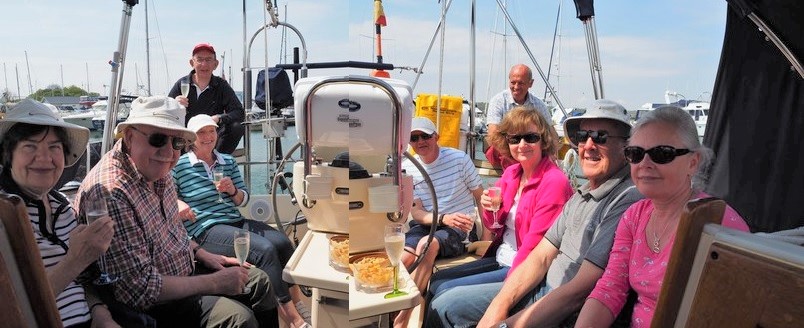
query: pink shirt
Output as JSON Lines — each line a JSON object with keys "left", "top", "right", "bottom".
{"left": 588, "top": 193, "right": 750, "bottom": 327}
{"left": 482, "top": 159, "right": 573, "bottom": 271}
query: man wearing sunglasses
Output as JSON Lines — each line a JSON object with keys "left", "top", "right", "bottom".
{"left": 169, "top": 43, "right": 245, "bottom": 155}
{"left": 395, "top": 116, "right": 484, "bottom": 327}
{"left": 485, "top": 65, "right": 552, "bottom": 169}
{"left": 77, "top": 96, "right": 277, "bottom": 327}
{"left": 428, "top": 99, "right": 643, "bottom": 328}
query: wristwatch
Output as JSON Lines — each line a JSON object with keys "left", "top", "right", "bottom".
{"left": 498, "top": 323, "right": 508, "bottom": 328}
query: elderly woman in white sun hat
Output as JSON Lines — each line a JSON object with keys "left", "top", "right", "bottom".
{"left": 172, "top": 114, "right": 311, "bottom": 328}
{"left": 0, "top": 99, "right": 118, "bottom": 327}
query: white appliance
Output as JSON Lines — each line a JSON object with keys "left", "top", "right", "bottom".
{"left": 283, "top": 76, "right": 419, "bottom": 327}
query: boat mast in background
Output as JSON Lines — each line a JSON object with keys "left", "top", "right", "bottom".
{"left": 544, "top": 0, "right": 563, "bottom": 103}
{"left": 144, "top": 0, "right": 152, "bottom": 96}
{"left": 574, "top": 0, "right": 604, "bottom": 99}
{"left": 101, "top": 0, "right": 138, "bottom": 155}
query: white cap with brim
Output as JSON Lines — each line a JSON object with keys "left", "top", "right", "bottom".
{"left": 115, "top": 96, "right": 197, "bottom": 143}
{"left": 0, "top": 99, "right": 89, "bottom": 167}
{"left": 411, "top": 116, "right": 437, "bottom": 135}
{"left": 563, "top": 99, "right": 632, "bottom": 142}
{"left": 186, "top": 114, "right": 218, "bottom": 133}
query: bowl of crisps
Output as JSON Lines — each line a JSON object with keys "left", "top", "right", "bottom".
{"left": 329, "top": 235, "right": 350, "bottom": 273}
{"left": 349, "top": 252, "right": 399, "bottom": 293}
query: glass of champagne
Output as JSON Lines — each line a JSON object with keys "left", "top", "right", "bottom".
{"left": 180, "top": 81, "right": 190, "bottom": 97}
{"left": 463, "top": 210, "right": 477, "bottom": 245}
{"left": 384, "top": 223, "right": 408, "bottom": 299}
{"left": 213, "top": 165, "right": 225, "bottom": 203}
{"left": 234, "top": 230, "right": 251, "bottom": 294}
{"left": 85, "top": 197, "right": 118, "bottom": 285}
{"left": 487, "top": 187, "right": 503, "bottom": 229}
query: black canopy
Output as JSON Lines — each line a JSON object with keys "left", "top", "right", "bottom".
{"left": 705, "top": 0, "right": 804, "bottom": 232}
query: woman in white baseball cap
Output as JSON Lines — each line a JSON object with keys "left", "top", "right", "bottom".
{"left": 0, "top": 99, "right": 118, "bottom": 327}
{"left": 172, "top": 114, "right": 311, "bottom": 328}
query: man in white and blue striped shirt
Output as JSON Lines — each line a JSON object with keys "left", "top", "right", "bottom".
{"left": 395, "top": 117, "right": 484, "bottom": 327}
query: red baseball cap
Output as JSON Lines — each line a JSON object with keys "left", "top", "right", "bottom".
{"left": 192, "top": 43, "right": 216, "bottom": 55}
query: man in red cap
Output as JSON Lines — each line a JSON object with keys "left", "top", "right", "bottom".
{"left": 170, "top": 43, "right": 245, "bottom": 154}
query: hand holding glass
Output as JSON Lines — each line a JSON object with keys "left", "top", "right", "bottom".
{"left": 180, "top": 81, "right": 190, "bottom": 97}
{"left": 487, "top": 187, "right": 503, "bottom": 229}
{"left": 213, "top": 166, "right": 225, "bottom": 203}
{"left": 85, "top": 197, "right": 118, "bottom": 285}
{"left": 384, "top": 223, "right": 408, "bottom": 299}
{"left": 234, "top": 230, "right": 251, "bottom": 294}
{"left": 463, "top": 211, "right": 477, "bottom": 245}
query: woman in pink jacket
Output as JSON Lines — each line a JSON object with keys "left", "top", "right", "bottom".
{"left": 427, "top": 106, "right": 573, "bottom": 299}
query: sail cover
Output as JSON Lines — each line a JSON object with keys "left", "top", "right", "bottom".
{"left": 705, "top": 0, "right": 804, "bottom": 232}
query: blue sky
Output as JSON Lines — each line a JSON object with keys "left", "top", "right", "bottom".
{"left": 1, "top": 0, "right": 727, "bottom": 110}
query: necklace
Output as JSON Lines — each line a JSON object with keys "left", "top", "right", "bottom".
{"left": 650, "top": 212, "right": 673, "bottom": 253}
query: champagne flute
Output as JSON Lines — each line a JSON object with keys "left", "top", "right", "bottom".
{"left": 384, "top": 223, "right": 408, "bottom": 299}
{"left": 85, "top": 197, "right": 118, "bottom": 285}
{"left": 463, "top": 210, "right": 477, "bottom": 245}
{"left": 180, "top": 81, "right": 190, "bottom": 97}
{"left": 487, "top": 186, "right": 503, "bottom": 229}
{"left": 234, "top": 230, "right": 251, "bottom": 294}
{"left": 213, "top": 165, "right": 225, "bottom": 203}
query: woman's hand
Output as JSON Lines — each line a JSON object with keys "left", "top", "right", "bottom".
{"left": 177, "top": 199, "right": 196, "bottom": 222}
{"left": 215, "top": 177, "right": 237, "bottom": 196}
{"left": 480, "top": 189, "right": 493, "bottom": 211}
{"left": 66, "top": 217, "right": 114, "bottom": 268}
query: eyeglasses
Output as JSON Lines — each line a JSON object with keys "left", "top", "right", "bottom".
{"left": 570, "top": 130, "right": 626, "bottom": 146}
{"left": 623, "top": 145, "right": 692, "bottom": 164}
{"left": 193, "top": 57, "right": 216, "bottom": 64}
{"left": 410, "top": 133, "right": 434, "bottom": 142}
{"left": 505, "top": 133, "right": 541, "bottom": 144}
{"left": 129, "top": 126, "right": 189, "bottom": 150}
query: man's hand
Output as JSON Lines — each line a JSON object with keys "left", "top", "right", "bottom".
{"left": 212, "top": 266, "right": 250, "bottom": 295}
{"left": 477, "top": 304, "right": 508, "bottom": 328}
{"left": 90, "top": 305, "right": 122, "bottom": 328}
{"left": 175, "top": 95, "right": 189, "bottom": 107}
{"left": 442, "top": 212, "right": 474, "bottom": 233}
{"left": 195, "top": 248, "right": 248, "bottom": 271}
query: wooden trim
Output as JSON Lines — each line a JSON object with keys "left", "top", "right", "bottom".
{"left": 651, "top": 197, "right": 725, "bottom": 328}
{"left": 0, "top": 193, "right": 63, "bottom": 328}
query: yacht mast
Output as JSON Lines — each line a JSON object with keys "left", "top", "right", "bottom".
{"left": 145, "top": 0, "right": 152, "bottom": 95}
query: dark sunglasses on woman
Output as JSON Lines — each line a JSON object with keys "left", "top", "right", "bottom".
{"left": 505, "top": 132, "right": 541, "bottom": 144}
{"left": 129, "top": 126, "right": 189, "bottom": 150}
{"left": 570, "top": 129, "right": 627, "bottom": 146}
{"left": 623, "top": 145, "right": 691, "bottom": 164}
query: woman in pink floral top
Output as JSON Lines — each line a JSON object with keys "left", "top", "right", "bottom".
{"left": 575, "top": 106, "right": 750, "bottom": 328}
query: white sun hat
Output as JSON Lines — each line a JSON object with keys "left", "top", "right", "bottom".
{"left": 0, "top": 99, "right": 90, "bottom": 167}
{"left": 114, "top": 96, "right": 196, "bottom": 143}
{"left": 186, "top": 114, "right": 218, "bottom": 133}
{"left": 563, "top": 99, "right": 632, "bottom": 143}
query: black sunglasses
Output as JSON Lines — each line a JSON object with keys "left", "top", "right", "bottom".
{"left": 505, "top": 133, "right": 541, "bottom": 144}
{"left": 623, "top": 145, "right": 691, "bottom": 164}
{"left": 570, "top": 130, "right": 626, "bottom": 146}
{"left": 129, "top": 126, "right": 189, "bottom": 150}
{"left": 410, "top": 133, "right": 434, "bottom": 142}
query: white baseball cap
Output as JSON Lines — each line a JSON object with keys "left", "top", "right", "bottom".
{"left": 411, "top": 116, "right": 437, "bottom": 135}
{"left": 186, "top": 114, "right": 218, "bottom": 133}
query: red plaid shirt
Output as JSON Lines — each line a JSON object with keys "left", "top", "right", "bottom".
{"left": 75, "top": 139, "right": 193, "bottom": 310}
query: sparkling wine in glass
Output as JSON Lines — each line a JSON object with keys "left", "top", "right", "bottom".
{"left": 85, "top": 197, "right": 118, "bottom": 285}
{"left": 487, "top": 186, "right": 503, "bottom": 229}
{"left": 234, "top": 230, "right": 251, "bottom": 294}
{"left": 463, "top": 210, "right": 477, "bottom": 245}
{"left": 213, "top": 165, "right": 225, "bottom": 203}
{"left": 384, "top": 223, "right": 408, "bottom": 299}
{"left": 180, "top": 81, "right": 190, "bottom": 97}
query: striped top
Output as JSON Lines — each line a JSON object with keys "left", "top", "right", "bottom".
{"left": 0, "top": 179, "right": 91, "bottom": 326}
{"left": 402, "top": 147, "right": 483, "bottom": 218}
{"left": 172, "top": 150, "right": 249, "bottom": 238}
